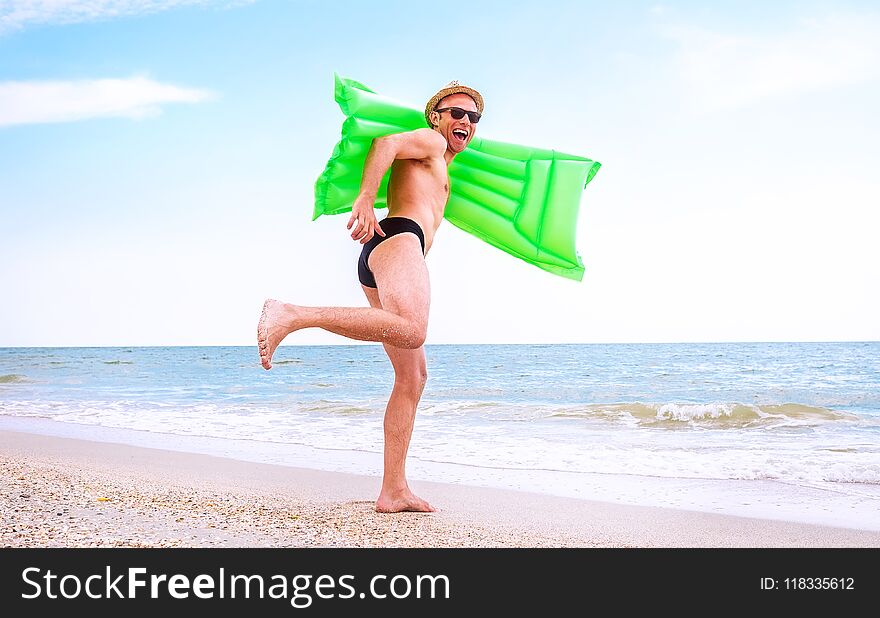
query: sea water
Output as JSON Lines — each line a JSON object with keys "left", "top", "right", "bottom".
{"left": 2, "top": 343, "right": 878, "bottom": 529}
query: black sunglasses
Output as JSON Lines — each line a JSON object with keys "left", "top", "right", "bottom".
{"left": 434, "top": 106, "right": 482, "bottom": 123}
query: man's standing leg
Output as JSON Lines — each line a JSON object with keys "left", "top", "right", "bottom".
{"left": 362, "top": 284, "right": 433, "bottom": 512}
{"left": 363, "top": 234, "right": 434, "bottom": 512}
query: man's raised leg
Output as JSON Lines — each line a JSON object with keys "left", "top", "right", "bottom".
{"left": 257, "top": 235, "right": 430, "bottom": 369}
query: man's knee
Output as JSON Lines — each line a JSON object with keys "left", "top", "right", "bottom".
{"left": 409, "top": 324, "right": 428, "bottom": 350}
{"left": 391, "top": 351, "right": 428, "bottom": 392}
{"left": 395, "top": 318, "right": 427, "bottom": 349}
{"left": 395, "top": 368, "right": 427, "bottom": 397}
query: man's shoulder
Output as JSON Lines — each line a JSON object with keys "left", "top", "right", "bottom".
{"left": 403, "top": 128, "right": 447, "bottom": 148}
{"left": 405, "top": 127, "right": 443, "bottom": 138}
{"left": 386, "top": 128, "right": 447, "bottom": 161}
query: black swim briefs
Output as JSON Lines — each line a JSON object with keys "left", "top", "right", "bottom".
{"left": 357, "top": 216, "right": 426, "bottom": 288}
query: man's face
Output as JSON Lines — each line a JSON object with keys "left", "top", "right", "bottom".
{"left": 431, "top": 93, "right": 479, "bottom": 153}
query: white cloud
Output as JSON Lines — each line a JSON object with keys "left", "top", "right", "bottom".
{"left": 0, "top": 76, "right": 214, "bottom": 127}
{"left": 0, "top": 0, "right": 251, "bottom": 34}
{"left": 662, "top": 13, "right": 880, "bottom": 110}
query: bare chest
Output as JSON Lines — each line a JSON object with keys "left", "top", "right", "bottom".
{"left": 389, "top": 158, "right": 448, "bottom": 201}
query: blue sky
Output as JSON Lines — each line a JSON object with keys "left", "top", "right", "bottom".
{"left": 1, "top": 0, "right": 878, "bottom": 346}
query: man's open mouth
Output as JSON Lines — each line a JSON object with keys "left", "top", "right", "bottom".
{"left": 452, "top": 129, "right": 468, "bottom": 142}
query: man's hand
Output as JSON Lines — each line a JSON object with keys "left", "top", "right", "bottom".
{"left": 346, "top": 194, "right": 386, "bottom": 244}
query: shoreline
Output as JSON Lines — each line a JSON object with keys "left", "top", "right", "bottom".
{"left": 3, "top": 415, "right": 878, "bottom": 532}
{"left": 3, "top": 429, "right": 879, "bottom": 548}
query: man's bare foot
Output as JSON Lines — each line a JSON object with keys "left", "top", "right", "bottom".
{"left": 375, "top": 488, "right": 436, "bottom": 513}
{"left": 257, "top": 299, "right": 298, "bottom": 370}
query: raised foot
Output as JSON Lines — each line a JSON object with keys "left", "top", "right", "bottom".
{"left": 257, "top": 298, "right": 296, "bottom": 370}
{"left": 375, "top": 489, "right": 436, "bottom": 513}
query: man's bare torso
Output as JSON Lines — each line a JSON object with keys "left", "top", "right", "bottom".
{"left": 386, "top": 155, "right": 449, "bottom": 254}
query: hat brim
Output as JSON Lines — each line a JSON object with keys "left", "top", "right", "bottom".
{"left": 425, "top": 85, "right": 484, "bottom": 126}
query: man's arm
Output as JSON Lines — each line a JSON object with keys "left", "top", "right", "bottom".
{"left": 357, "top": 128, "right": 447, "bottom": 198}
{"left": 347, "top": 129, "right": 446, "bottom": 243}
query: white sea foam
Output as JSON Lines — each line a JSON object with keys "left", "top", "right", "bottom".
{"left": 654, "top": 402, "right": 735, "bottom": 421}
{"left": 2, "top": 397, "right": 878, "bottom": 486}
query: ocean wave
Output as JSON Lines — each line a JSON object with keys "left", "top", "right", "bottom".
{"left": 3, "top": 398, "right": 879, "bottom": 488}
{"left": 411, "top": 399, "right": 862, "bottom": 428}
{"left": 549, "top": 402, "right": 855, "bottom": 427}
{"left": 300, "top": 400, "right": 377, "bottom": 416}
{"left": 0, "top": 374, "right": 29, "bottom": 384}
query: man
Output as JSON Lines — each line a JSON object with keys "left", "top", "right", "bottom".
{"left": 257, "top": 81, "right": 483, "bottom": 513}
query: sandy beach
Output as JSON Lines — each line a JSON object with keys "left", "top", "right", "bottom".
{"left": 2, "top": 429, "right": 879, "bottom": 548}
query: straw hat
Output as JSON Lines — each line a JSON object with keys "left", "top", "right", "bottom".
{"left": 424, "top": 80, "right": 484, "bottom": 126}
